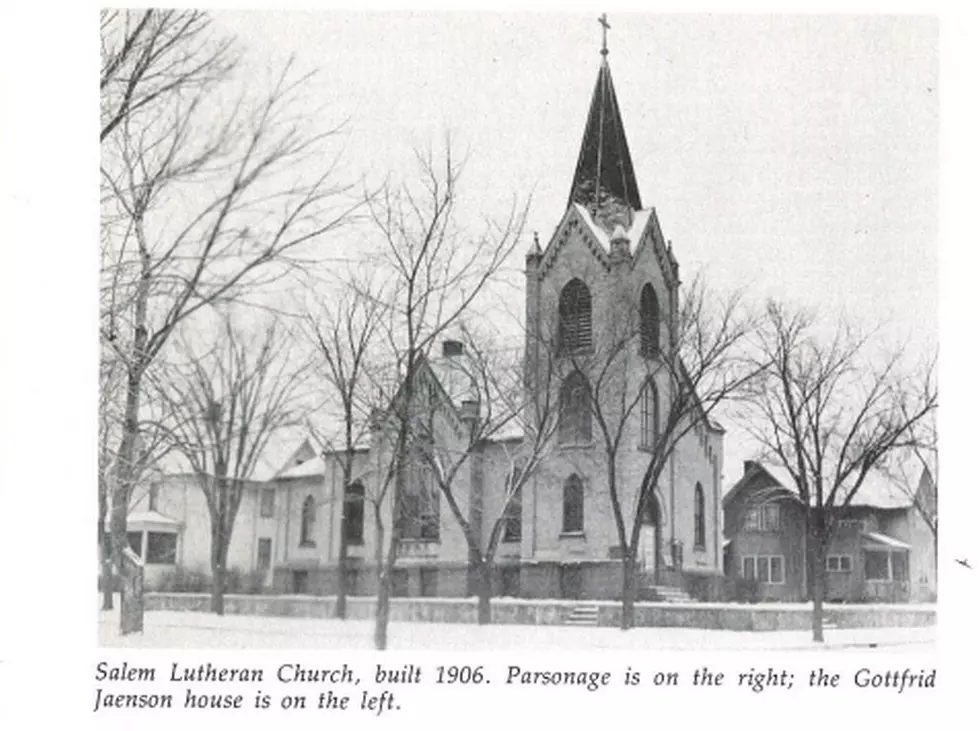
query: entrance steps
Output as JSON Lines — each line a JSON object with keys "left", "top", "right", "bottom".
{"left": 564, "top": 604, "right": 600, "bottom": 627}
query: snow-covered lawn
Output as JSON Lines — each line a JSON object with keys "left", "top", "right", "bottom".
{"left": 98, "top": 607, "right": 935, "bottom": 651}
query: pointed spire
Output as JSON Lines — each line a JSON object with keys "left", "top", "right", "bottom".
{"left": 568, "top": 16, "right": 642, "bottom": 224}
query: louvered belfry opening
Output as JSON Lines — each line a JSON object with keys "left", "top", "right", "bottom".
{"left": 558, "top": 278, "right": 592, "bottom": 354}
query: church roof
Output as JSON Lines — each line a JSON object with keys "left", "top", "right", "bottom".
{"left": 568, "top": 57, "right": 642, "bottom": 214}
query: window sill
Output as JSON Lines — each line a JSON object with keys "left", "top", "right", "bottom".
{"left": 559, "top": 531, "right": 586, "bottom": 540}
{"left": 558, "top": 441, "right": 594, "bottom": 451}
{"left": 558, "top": 347, "right": 595, "bottom": 358}
{"left": 693, "top": 544, "right": 706, "bottom": 553}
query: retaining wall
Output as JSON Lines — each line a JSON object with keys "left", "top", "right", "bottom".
{"left": 144, "top": 593, "right": 936, "bottom": 631}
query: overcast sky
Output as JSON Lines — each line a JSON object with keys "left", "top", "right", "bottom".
{"left": 203, "top": 11, "right": 938, "bottom": 482}
{"left": 215, "top": 11, "right": 936, "bottom": 327}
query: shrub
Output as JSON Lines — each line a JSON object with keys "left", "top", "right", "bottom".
{"left": 157, "top": 567, "right": 210, "bottom": 593}
{"left": 733, "top": 577, "right": 761, "bottom": 603}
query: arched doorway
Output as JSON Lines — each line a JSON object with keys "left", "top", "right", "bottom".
{"left": 639, "top": 493, "right": 661, "bottom": 582}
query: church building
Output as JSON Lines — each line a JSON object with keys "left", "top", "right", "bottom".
{"left": 267, "top": 31, "right": 725, "bottom": 602}
{"left": 135, "top": 29, "right": 726, "bottom": 603}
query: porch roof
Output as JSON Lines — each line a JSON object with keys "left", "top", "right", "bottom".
{"left": 862, "top": 532, "right": 911, "bottom": 551}
{"left": 105, "top": 510, "right": 181, "bottom": 531}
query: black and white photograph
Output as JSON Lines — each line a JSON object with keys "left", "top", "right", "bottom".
{"left": 89, "top": 9, "right": 942, "bottom": 653}
{"left": 4, "top": 3, "right": 978, "bottom": 727}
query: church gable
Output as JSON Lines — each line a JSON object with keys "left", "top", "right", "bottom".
{"left": 537, "top": 204, "right": 611, "bottom": 282}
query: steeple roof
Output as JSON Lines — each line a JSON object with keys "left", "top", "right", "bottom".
{"left": 567, "top": 56, "right": 643, "bottom": 216}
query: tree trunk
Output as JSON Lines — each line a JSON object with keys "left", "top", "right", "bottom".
{"left": 110, "top": 366, "right": 143, "bottom": 624}
{"left": 100, "top": 532, "right": 115, "bottom": 610}
{"left": 476, "top": 560, "right": 492, "bottom": 625}
{"left": 807, "top": 513, "right": 825, "bottom": 643}
{"left": 336, "top": 514, "right": 349, "bottom": 619}
{"left": 373, "top": 506, "right": 395, "bottom": 651}
{"left": 620, "top": 552, "right": 636, "bottom": 631}
{"left": 99, "top": 490, "right": 114, "bottom": 610}
{"left": 211, "top": 528, "right": 228, "bottom": 616}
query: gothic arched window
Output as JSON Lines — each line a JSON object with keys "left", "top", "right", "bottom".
{"left": 694, "top": 482, "right": 706, "bottom": 550}
{"left": 344, "top": 482, "right": 365, "bottom": 545}
{"left": 639, "top": 377, "right": 659, "bottom": 450}
{"left": 640, "top": 283, "right": 660, "bottom": 357}
{"left": 562, "top": 474, "right": 585, "bottom": 534}
{"left": 300, "top": 495, "right": 316, "bottom": 547}
{"left": 558, "top": 278, "right": 592, "bottom": 354}
{"left": 559, "top": 372, "right": 591, "bottom": 445}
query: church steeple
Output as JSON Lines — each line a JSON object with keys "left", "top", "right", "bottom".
{"left": 568, "top": 15, "right": 642, "bottom": 225}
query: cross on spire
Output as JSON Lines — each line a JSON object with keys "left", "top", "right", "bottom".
{"left": 598, "top": 13, "right": 610, "bottom": 57}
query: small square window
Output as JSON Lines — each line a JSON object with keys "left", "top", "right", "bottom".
{"left": 840, "top": 555, "right": 852, "bottom": 572}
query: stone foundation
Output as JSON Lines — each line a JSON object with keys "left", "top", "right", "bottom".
{"left": 144, "top": 592, "right": 936, "bottom": 631}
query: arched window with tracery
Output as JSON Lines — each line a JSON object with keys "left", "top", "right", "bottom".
{"left": 562, "top": 474, "right": 585, "bottom": 534}
{"left": 300, "top": 495, "right": 316, "bottom": 546}
{"left": 559, "top": 372, "right": 591, "bottom": 445}
{"left": 694, "top": 482, "right": 706, "bottom": 550}
{"left": 639, "top": 283, "right": 660, "bottom": 357}
{"left": 558, "top": 278, "right": 592, "bottom": 354}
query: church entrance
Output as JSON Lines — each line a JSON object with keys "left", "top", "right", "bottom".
{"left": 639, "top": 494, "right": 661, "bottom": 583}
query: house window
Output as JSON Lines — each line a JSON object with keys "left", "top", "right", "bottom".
{"left": 260, "top": 488, "right": 275, "bottom": 518}
{"left": 256, "top": 538, "right": 272, "bottom": 572}
{"left": 344, "top": 482, "right": 365, "bottom": 545}
{"left": 559, "top": 372, "right": 591, "bottom": 445}
{"left": 826, "top": 555, "right": 853, "bottom": 572}
{"left": 562, "top": 474, "right": 585, "bottom": 534}
{"left": 401, "top": 461, "right": 440, "bottom": 542}
{"left": 694, "top": 483, "right": 706, "bottom": 550}
{"left": 148, "top": 483, "right": 159, "bottom": 512}
{"left": 126, "top": 531, "right": 143, "bottom": 556}
{"left": 742, "top": 555, "right": 784, "bottom": 584}
{"left": 639, "top": 378, "right": 659, "bottom": 450}
{"left": 145, "top": 532, "right": 177, "bottom": 565}
{"left": 300, "top": 495, "right": 316, "bottom": 547}
{"left": 892, "top": 552, "right": 909, "bottom": 582}
{"left": 503, "top": 483, "right": 522, "bottom": 543}
{"left": 743, "top": 504, "right": 780, "bottom": 532}
{"left": 865, "top": 551, "right": 890, "bottom": 580}
{"left": 558, "top": 278, "right": 592, "bottom": 353}
{"left": 639, "top": 283, "right": 660, "bottom": 357}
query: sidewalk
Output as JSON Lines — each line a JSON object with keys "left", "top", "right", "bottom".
{"left": 98, "top": 607, "right": 936, "bottom": 651}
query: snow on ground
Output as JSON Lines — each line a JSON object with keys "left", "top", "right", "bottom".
{"left": 98, "top": 608, "right": 935, "bottom": 651}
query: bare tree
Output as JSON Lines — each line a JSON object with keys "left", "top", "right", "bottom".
{"left": 365, "top": 140, "right": 529, "bottom": 649}
{"left": 162, "top": 316, "right": 312, "bottom": 614}
{"left": 98, "top": 355, "right": 182, "bottom": 610}
{"left": 100, "top": 9, "right": 236, "bottom": 143}
{"left": 744, "top": 301, "right": 937, "bottom": 642}
{"left": 100, "top": 9, "right": 357, "bottom": 625}
{"left": 306, "top": 274, "right": 386, "bottom": 619}
{"left": 412, "top": 325, "right": 563, "bottom": 624}
{"left": 563, "top": 275, "right": 762, "bottom": 629}
{"left": 879, "top": 361, "right": 939, "bottom": 571}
